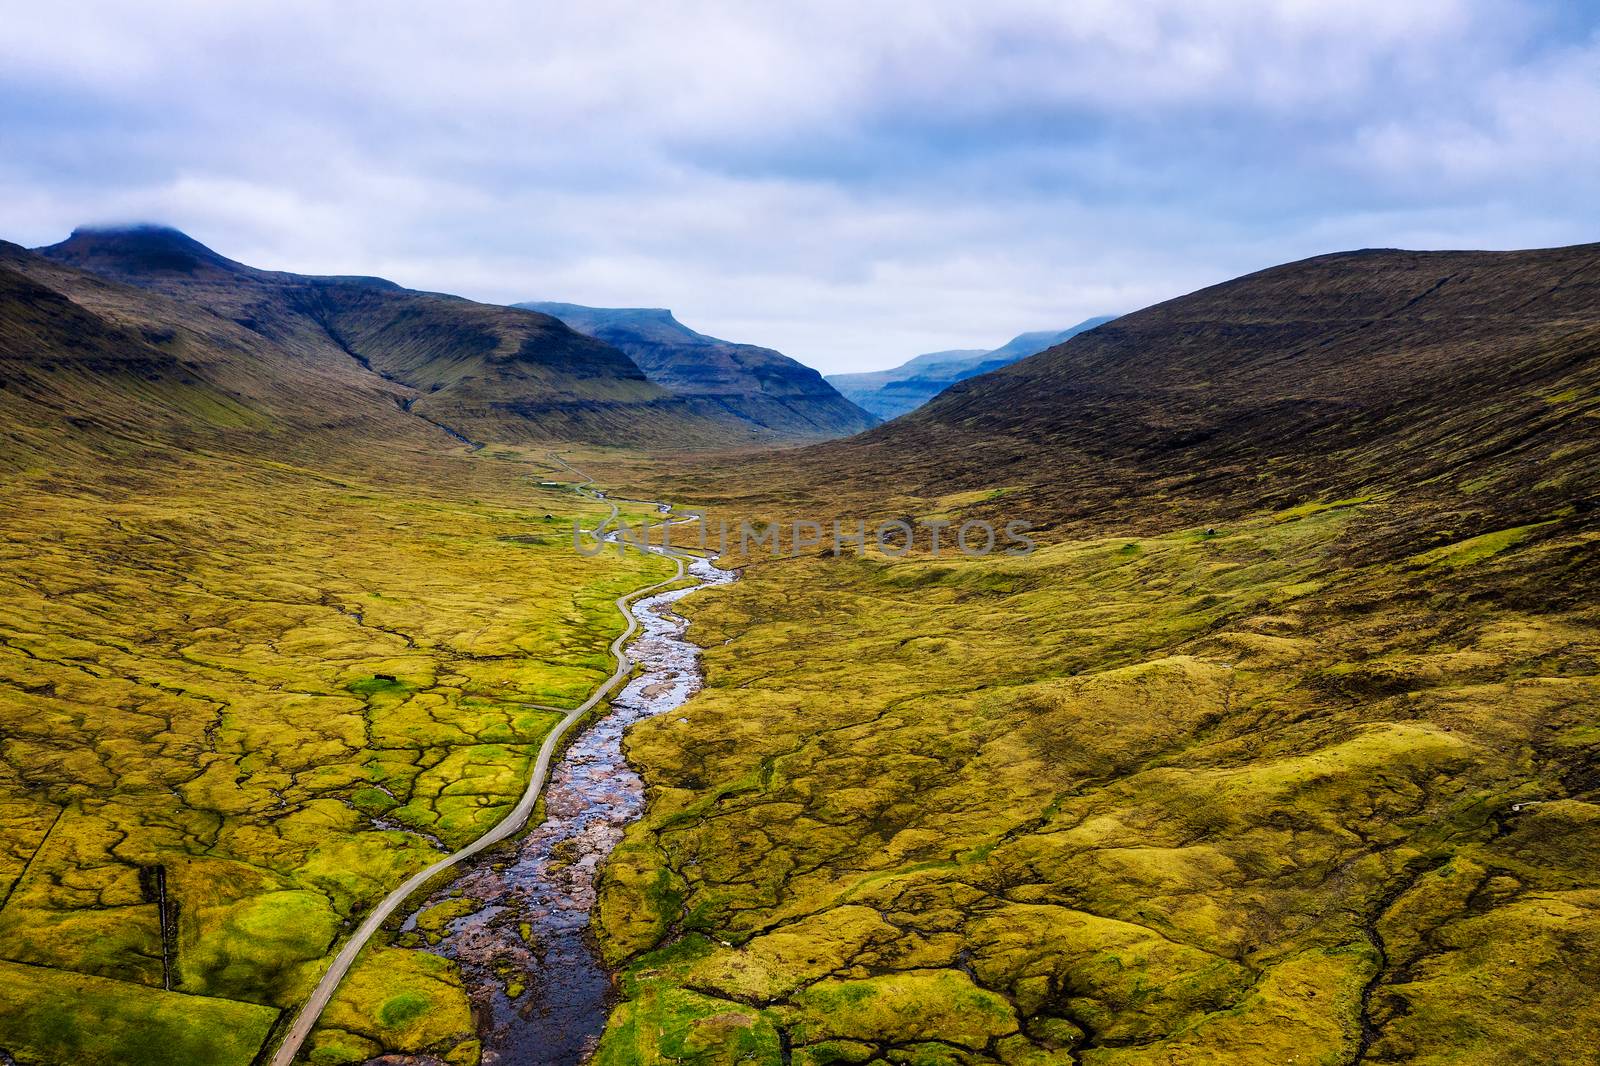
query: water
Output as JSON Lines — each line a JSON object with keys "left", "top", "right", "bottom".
{"left": 400, "top": 549, "right": 734, "bottom": 1065}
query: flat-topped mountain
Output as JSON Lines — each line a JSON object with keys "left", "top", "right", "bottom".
{"left": 826, "top": 317, "right": 1115, "bottom": 420}
{"left": 26, "top": 226, "right": 788, "bottom": 450}
{"left": 517, "top": 301, "right": 878, "bottom": 438}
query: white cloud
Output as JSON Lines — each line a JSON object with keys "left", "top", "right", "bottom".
{"left": 1, "top": 0, "right": 1595, "bottom": 373}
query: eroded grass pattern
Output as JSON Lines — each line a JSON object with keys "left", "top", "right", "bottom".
{"left": 0, "top": 444, "right": 672, "bottom": 1064}
{"left": 591, "top": 497, "right": 1600, "bottom": 1065}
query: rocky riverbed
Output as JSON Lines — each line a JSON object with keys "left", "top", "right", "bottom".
{"left": 399, "top": 550, "right": 734, "bottom": 1065}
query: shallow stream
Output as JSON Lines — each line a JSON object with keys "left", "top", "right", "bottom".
{"left": 399, "top": 548, "right": 734, "bottom": 1065}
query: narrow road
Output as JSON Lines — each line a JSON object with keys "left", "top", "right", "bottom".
{"left": 268, "top": 457, "right": 691, "bottom": 1066}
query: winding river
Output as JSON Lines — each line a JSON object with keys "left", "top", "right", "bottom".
{"left": 399, "top": 547, "right": 734, "bottom": 1064}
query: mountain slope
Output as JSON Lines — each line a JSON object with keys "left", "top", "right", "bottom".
{"left": 34, "top": 226, "right": 762, "bottom": 449}
{"left": 826, "top": 317, "right": 1115, "bottom": 420}
{"left": 516, "top": 301, "right": 878, "bottom": 439}
{"left": 0, "top": 239, "right": 441, "bottom": 470}
{"left": 803, "top": 246, "right": 1600, "bottom": 529}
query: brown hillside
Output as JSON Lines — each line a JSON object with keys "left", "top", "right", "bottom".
{"left": 34, "top": 226, "right": 771, "bottom": 450}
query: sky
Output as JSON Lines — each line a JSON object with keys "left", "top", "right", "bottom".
{"left": 3, "top": 1, "right": 1599, "bottom": 375}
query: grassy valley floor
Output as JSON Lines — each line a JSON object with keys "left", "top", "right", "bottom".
{"left": 584, "top": 485, "right": 1600, "bottom": 1065}
{"left": 2, "top": 434, "right": 1596, "bottom": 1065}
{"left": 0, "top": 439, "right": 674, "bottom": 1065}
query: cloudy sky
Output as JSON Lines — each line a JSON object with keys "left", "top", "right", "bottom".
{"left": 3, "top": 1, "right": 1598, "bottom": 374}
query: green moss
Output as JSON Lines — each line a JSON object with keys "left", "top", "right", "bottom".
{"left": 379, "top": 990, "right": 431, "bottom": 1027}
{"left": 594, "top": 982, "right": 783, "bottom": 1066}
{"left": 792, "top": 971, "right": 1019, "bottom": 1049}
{"left": 792, "top": 1039, "right": 876, "bottom": 1066}
{"left": 0, "top": 443, "right": 672, "bottom": 1062}
{"left": 307, "top": 1031, "right": 380, "bottom": 1064}
{"left": 348, "top": 674, "right": 417, "bottom": 697}
{"left": 585, "top": 486, "right": 1599, "bottom": 1063}
{"left": 0, "top": 958, "right": 278, "bottom": 1066}
{"left": 318, "top": 947, "right": 474, "bottom": 1054}
{"left": 1271, "top": 495, "right": 1372, "bottom": 521}
{"left": 414, "top": 896, "right": 480, "bottom": 944}
{"left": 1408, "top": 521, "right": 1555, "bottom": 569}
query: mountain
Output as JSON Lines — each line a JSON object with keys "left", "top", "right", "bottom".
{"left": 780, "top": 246, "right": 1600, "bottom": 532}
{"left": 826, "top": 316, "right": 1115, "bottom": 420}
{"left": 27, "top": 226, "right": 769, "bottom": 450}
{"left": 0, "top": 237, "right": 443, "bottom": 471}
{"left": 516, "top": 301, "right": 878, "bottom": 439}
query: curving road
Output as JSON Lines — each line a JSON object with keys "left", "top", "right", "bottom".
{"left": 268, "top": 456, "right": 693, "bottom": 1066}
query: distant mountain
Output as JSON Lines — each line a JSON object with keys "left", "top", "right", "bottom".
{"left": 30, "top": 226, "right": 771, "bottom": 449}
{"left": 826, "top": 317, "right": 1116, "bottom": 420}
{"left": 517, "top": 302, "right": 878, "bottom": 439}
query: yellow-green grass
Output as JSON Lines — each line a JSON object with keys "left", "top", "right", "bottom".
{"left": 0, "top": 440, "right": 672, "bottom": 1064}
{"left": 1406, "top": 521, "right": 1556, "bottom": 570}
{"left": 306, "top": 947, "right": 478, "bottom": 1065}
{"left": 586, "top": 491, "right": 1600, "bottom": 1065}
{"left": 0, "top": 958, "right": 279, "bottom": 1065}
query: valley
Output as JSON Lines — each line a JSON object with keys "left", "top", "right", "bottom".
{"left": 8, "top": 6, "right": 1600, "bottom": 1064}
{"left": 0, "top": 232, "right": 1596, "bottom": 1066}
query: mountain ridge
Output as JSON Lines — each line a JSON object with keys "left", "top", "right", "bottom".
{"left": 516, "top": 300, "right": 878, "bottom": 438}
{"left": 822, "top": 242, "right": 1600, "bottom": 530}
{"left": 43, "top": 224, "right": 404, "bottom": 290}
{"left": 597, "top": 241, "right": 1600, "bottom": 544}
{"left": 28, "top": 226, "right": 787, "bottom": 450}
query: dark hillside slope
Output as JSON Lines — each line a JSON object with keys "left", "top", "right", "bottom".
{"left": 517, "top": 302, "right": 878, "bottom": 439}
{"left": 38, "top": 227, "right": 761, "bottom": 449}
{"left": 0, "top": 240, "right": 435, "bottom": 469}
{"left": 810, "top": 244, "right": 1600, "bottom": 530}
